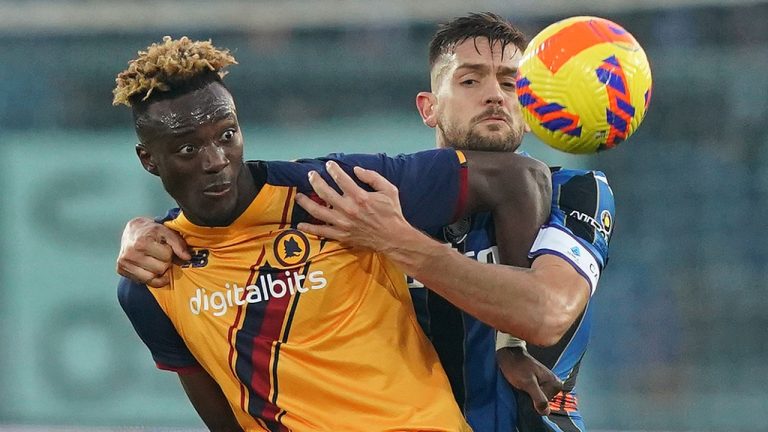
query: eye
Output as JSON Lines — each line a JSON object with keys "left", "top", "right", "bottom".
{"left": 220, "top": 129, "right": 236, "bottom": 142}
{"left": 461, "top": 79, "right": 478, "bottom": 86}
{"left": 178, "top": 144, "right": 195, "bottom": 155}
{"left": 501, "top": 81, "right": 516, "bottom": 90}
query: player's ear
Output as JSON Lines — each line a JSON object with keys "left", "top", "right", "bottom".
{"left": 416, "top": 92, "right": 438, "bottom": 128}
{"left": 136, "top": 144, "right": 159, "bottom": 176}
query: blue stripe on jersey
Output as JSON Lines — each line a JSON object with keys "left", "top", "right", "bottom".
{"left": 552, "top": 302, "right": 592, "bottom": 380}
{"left": 414, "top": 167, "right": 614, "bottom": 432}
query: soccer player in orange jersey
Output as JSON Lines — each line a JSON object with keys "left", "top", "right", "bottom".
{"left": 113, "top": 36, "right": 550, "bottom": 431}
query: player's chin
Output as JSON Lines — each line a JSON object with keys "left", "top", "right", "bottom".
{"left": 469, "top": 132, "right": 517, "bottom": 152}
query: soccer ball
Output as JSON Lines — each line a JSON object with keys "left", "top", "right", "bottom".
{"left": 516, "top": 16, "right": 653, "bottom": 154}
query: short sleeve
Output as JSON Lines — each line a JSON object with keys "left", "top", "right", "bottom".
{"left": 529, "top": 169, "right": 615, "bottom": 295}
{"left": 264, "top": 148, "right": 468, "bottom": 232}
{"left": 117, "top": 277, "right": 201, "bottom": 374}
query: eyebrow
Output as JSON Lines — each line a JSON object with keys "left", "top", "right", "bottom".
{"left": 168, "top": 111, "right": 237, "bottom": 137}
{"left": 455, "top": 63, "right": 519, "bottom": 77}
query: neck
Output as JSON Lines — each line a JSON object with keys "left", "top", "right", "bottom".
{"left": 183, "top": 163, "right": 259, "bottom": 227}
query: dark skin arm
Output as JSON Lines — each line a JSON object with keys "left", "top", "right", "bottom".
{"left": 496, "top": 347, "right": 563, "bottom": 415}
{"left": 178, "top": 370, "right": 243, "bottom": 432}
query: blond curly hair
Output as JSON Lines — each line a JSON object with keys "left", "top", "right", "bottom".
{"left": 113, "top": 36, "right": 237, "bottom": 107}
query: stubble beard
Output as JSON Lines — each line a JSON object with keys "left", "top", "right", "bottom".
{"left": 439, "top": 121, "right": 522, "bottom": 152}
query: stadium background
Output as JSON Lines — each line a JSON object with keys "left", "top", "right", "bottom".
{"left": 1, "top": 0, "right": 767, "bottom": 430}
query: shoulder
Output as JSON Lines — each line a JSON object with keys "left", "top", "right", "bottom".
{"left": 117, "top": 277, "right": 167, "bottom": 322}
{"left": 503, "top": 154, "right": 552, "bottom": 203}
{"left": 547, "top": 168, "right": 615, "bottom": 261}
{"left": 551, "top": 168, "right": 615, "bottom": 225}
{"left": 551, "top": 168, "right": 613, "bottom": 200}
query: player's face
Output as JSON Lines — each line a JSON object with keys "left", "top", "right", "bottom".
{"left": 431, "top": 38, "right": 527, "bottom": 152}
{"left": 135, "top": 81, "right": 252, "bottom": 226}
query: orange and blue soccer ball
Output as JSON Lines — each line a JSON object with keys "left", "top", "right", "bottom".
{"left": 516, "top": 16, "right": 653, "bottom": 154}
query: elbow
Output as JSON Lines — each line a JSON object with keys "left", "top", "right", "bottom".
{"left": 524, "top": 282, "right": 582, "bottom": 348}
{"left": 527, "top": 325, "right": 568, "bottom": 348}
{"left": 526, "top": 316, "right": 571, "bottom": 347}
{"left": 494, "top": 319, "right": 564, "bottom": 348}
{"left": 526, "top": 159, "right": 552, "bottom": 203}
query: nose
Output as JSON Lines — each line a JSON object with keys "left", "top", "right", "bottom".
{"left": 201, "top": 143, "right": 229, "bottom": 173}
{"left": 484, "top": 81, "right": 505, "bottom": 106}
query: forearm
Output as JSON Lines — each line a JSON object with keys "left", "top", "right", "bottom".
{"left": 386, "top": 226, "right": 569, "bottom": 345}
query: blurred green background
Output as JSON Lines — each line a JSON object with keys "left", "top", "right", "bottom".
{"left": 1, "top": 1, "right": 767, "bottom": 430}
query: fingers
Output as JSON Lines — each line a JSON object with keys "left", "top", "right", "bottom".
{"left": 325, "top": 161, "right": 364, "bottom": 198}
{"left": 353, "top": 166, "right": 399, "bottom": 198}
{"left": 307, "top": 170, "right": 344, "bottom": 209}
{"left": 295, "top": 193, "right": 342, "bottom": 227}
{"left": 140, "top": 238, "right": 175, "bottom": 265}
{"left": 536, "top": 372, "right": 563, "bottom": 416}
{"left": 145, "top": 273, "right": 172, "bottom": 288}
{"left": 527, "top": 383, "right": 551, "bottom": 416}
{"left": 297, "top": 222, "right": 347, "bottom": 241}
{"left": 308, "top": 165, "right": 364, "bottom": 220}
{"left": 117, "top": 260, "right": 168, "bottom": 287}
{"left": 541, "top": 375, "right": 564, "bottom": 400}
{"left": 161, "top": 230, "right": 192, "bottom": 261}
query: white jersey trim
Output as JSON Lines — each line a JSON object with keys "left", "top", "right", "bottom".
{"left": 528, "top": 225, "right": 601, "bottom": 295}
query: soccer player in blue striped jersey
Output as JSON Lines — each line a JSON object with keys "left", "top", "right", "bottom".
{"left": 295, "top": 13, "right": 616, "bottom": 432}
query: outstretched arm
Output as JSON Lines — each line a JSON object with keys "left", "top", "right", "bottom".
{"left": 295, "top": 158, "right": 584, "bottom": 346}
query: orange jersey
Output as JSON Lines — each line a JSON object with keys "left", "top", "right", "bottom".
{"left": 119, "top": 150, "right": 471, "bottom": 431}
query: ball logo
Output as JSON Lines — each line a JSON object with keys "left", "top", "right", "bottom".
{"left": 274, "top": 229, "right": 310, "bottom": 267}
{"left": 600, "top": 210, "right": 613, "bottom": 236}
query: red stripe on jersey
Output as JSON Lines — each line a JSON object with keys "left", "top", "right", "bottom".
{"left": 249, "top": 270, "right": 294, "bottom": 428}
{"left": 230, "top": 246, "right": 267, "bottom": 413}
{"left": 452, "top": 164, "right": 469, "bottom": 222}
{"left": 279, "top": 187, "right": 295, "bottom": 229}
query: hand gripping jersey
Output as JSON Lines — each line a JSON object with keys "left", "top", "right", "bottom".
{"left": 410, "top": 167, "right": 614, "bottom": 432}
{"left": 118, "top": 149, "right": 472, "bottom": 432}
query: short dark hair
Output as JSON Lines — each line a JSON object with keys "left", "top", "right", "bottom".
{"left": 428, "top": 12, "right": 527, "bottom": 70}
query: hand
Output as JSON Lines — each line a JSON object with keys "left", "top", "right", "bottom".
{"left": 295, "top": 161, "right": 411, "bottom": 252}
{"left": 497, "top": 346, "right": 563, "bottom": 416}
{"left": 116, "top": 217, "right": 191, "bottom": 287}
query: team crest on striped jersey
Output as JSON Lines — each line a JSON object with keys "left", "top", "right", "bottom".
{"left": 274, "top": 229, "right": 310, "bottom": 267}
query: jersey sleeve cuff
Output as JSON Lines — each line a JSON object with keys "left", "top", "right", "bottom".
{"left": 495, "top": 332, "right": 527, "bottom": 351}
{"left": 528, "top": 225, "right": 601, "bottom": 295}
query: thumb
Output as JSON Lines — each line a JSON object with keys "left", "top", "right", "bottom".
{"left": 161, "top": 231, "right": 192, "bottom": 261}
